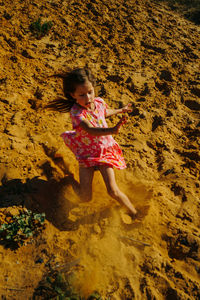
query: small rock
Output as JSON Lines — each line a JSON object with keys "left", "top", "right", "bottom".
{"left": 93, "top": 224, "right": 101, "bottom": 234}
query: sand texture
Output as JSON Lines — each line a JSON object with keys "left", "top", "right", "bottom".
{"left": 0, "top": 0, "right": 200, "bottom": 299}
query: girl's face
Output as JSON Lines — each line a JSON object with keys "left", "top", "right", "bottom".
{"left": 71, "top": 81, "right": 95, "bottom": 110}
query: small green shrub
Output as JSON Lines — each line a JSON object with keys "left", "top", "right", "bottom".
{"left": 0, "top": 210, "right": 45, "bottom": 248}
{"left": 29, "top": 18, "right": 53, "bottom": 39}
{"left": 34, "top": 270, "right": 102, "bottom": 300}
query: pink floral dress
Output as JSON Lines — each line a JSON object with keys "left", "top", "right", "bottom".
{"left": 61, "top": 97, "right": 126, "bottom": 169}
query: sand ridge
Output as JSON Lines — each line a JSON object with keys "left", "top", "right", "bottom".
{"left": 0, "top": 0, "right": 200, "bottom": 298}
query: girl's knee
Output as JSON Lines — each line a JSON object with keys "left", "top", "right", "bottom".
{"left": 107, "top": 186, "right": 120, "bottom": 199}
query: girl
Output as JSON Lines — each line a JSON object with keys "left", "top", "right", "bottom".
{"left": 47, "top": 67, "right": 137, "bottom": 216}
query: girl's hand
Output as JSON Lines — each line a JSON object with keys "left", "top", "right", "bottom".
{"left": 113, "top": 116, "right": 127, "bottom": 134}
{"left": 122, "top": 103, "right": 133, "bottom": 113}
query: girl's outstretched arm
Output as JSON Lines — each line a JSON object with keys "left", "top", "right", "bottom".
{"left": 106, "top": 103, "right": 132, "bottom": 117}
{"left": 79, "top": 116, "right": 127, "bottom": 136}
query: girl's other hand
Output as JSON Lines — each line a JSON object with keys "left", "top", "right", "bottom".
{"left": 122, "top": 103, "right": 133, "bottom": 113}
{"left": 113, "top": 116, "right": 127, "bottom": 134}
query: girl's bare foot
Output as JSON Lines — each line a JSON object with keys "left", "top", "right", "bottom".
{"left": 120, "top": 209, "right": 137, "bottom": 225}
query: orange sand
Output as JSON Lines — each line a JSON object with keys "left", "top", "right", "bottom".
{"left": 0, "top": 0, "right": 199, "bottom": 299}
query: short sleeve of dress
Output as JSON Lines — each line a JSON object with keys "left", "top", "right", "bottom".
{"left": 95, "top": 97, "right": 108, "bottom": 117}
{"left": 70, "top": 105, "right": 85, "bottom": 129}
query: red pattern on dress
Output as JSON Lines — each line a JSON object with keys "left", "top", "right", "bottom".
{"left": 61, "top": 97, "right": 126, "bottom": 169}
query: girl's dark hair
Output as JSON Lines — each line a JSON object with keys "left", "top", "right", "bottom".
{"left": 45, "top": 67, "right": 95, "bottom": 112}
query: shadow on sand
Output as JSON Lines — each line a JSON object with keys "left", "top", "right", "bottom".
{"left": 155, "top": 0, "right": 200, "bottom": 25}
{"left": 0, "top": 173, "right": 79, "bottom": 227}
{"left": 0, "top": 153, "right": 152, "bottom": 233}
{"left": 0, "top": 172, "right": 112, "bottom": 232}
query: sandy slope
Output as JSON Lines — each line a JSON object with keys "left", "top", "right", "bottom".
{"left": 0, "top": 0, "right": 200, "bottom": 298}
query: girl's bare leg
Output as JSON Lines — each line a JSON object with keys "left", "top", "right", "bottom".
{"left": 99, "top": 165, "right": 137, "bottom": 215}
{"left": 79, "top": 166, "right": 95, "bottom": 202}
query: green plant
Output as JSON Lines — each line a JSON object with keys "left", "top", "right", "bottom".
{"left": 0, "top": 210, "right": 45, "bottom": 248}
{"left": 29, "top": 18, "right": 53, "bottom": 39}
{"left": 34, "top": 270, "right": 102, "bottom": 300}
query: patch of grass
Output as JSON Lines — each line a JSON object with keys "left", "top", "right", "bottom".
{"left": 29, "top": 18, "right": 53, "bottom": 39}
{"left": 33, "top": 270, "right": 102, "bottom": 300}
{"left": 154, "top": 0, "right": 200, "bottom": 24}
{"left": 0, "top": 210, "right": 45, "bottom": 249}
